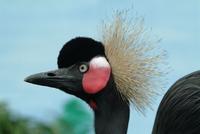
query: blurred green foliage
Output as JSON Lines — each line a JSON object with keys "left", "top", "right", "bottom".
{"left": 0, "top": 99, "right": 92, "bottom": 134}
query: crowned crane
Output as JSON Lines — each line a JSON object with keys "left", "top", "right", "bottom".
{"left": 25, "top": 13, "right": 200, "bottom": 134}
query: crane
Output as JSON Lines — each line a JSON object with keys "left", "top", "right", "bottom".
{"left": 25, "top": 13, "right": 200, "bottom": 134}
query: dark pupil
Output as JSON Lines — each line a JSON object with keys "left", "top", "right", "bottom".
{"left": 81, "top": 66, "right": 85, "bottom": 70}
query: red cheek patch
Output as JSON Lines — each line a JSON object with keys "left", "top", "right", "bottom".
{"left": 82, "top": 57, "right": 111, "bottom": 94}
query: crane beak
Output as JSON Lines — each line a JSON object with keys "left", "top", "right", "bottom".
{"left": 24, "top": 68, "right": 82, "bottom": 94}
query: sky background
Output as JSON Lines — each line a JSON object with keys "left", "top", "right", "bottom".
{"left": 0, "top": 0, "right": 200, "bottom": 133}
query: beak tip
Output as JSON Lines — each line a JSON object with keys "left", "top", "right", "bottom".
{"left": 24, "top": 74, "right": 38, "bottom": 84}
{"left": 24, "top": 76, "right": 32, "bottom": 83}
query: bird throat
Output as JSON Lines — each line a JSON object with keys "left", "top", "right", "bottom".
{"left": 92, "top": 78, "right": 130, "bottom": 134}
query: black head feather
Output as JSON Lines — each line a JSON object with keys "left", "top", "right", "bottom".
{"left": 57, "top": 37, "right": 105, "bottom": 68}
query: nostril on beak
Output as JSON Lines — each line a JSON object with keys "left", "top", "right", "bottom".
{"left": 47, "top": 72, "right": 56, "bottom": 77}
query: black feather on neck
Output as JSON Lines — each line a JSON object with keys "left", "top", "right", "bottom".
{"left": 92, "top": 76, "right": 130, "bottom": 134}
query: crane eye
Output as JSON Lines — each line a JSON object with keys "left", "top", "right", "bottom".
{"left": 79, "top": 64, "right": 88, "bottom": 73}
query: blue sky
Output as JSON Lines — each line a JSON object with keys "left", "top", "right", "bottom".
{"left": 0, "top": 0, "right": 199, "bottom": 133}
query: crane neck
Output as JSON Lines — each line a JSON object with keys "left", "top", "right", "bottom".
{"left": 91, "top": 77, "right": 130, "bottom": 134}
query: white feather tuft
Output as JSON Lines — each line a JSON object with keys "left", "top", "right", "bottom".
{"left": 101, "top": 11, "right": 166, "bottom": 113}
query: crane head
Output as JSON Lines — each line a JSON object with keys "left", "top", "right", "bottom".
{"left": 25, "top": 37, "right": 112, "bottom": 104}
{"left": 25, "top": 13, "right": 165, "bottom": 112}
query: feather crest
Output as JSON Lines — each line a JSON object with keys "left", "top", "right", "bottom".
{"left": 101, "top": 12, "right": 166, "bottom": 112}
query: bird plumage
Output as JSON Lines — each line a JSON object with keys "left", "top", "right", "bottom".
{"left": 152, "top": 70, "right": 200, "bottom": 134}
{"left": 102, "top": 12, "right": 165, "bottom": 112}
{"left": 58, "top": 37, "right": 105, "bottom": 68}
